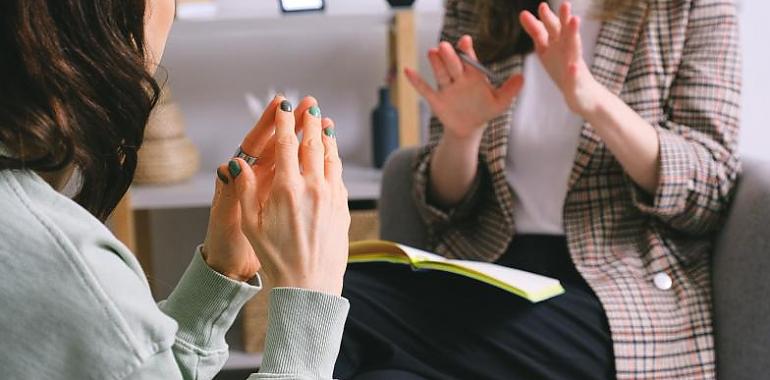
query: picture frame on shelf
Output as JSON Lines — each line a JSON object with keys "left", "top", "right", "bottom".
{"left": 279, "top": 0, "right": 325, "bottom": 13}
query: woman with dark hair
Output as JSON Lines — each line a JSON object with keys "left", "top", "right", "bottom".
{"left": 0, "top": 0, "right": 350, "bottom": 379}
{"left": 336, "top": 0, "right": 741, "bottom": 379}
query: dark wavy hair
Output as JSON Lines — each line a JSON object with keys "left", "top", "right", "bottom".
{"left": 474, "top": 0, "right": 636, "bottom": 63}
{"left": 0, "top": 0, "right": 161, "bottom": 221}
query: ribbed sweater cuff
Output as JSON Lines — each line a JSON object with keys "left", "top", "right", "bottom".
{"left": 259, "top": 288, "right": 350, "bottom": 378}
{"left": 160, "top": 247, "right": 261, "bottom": 351}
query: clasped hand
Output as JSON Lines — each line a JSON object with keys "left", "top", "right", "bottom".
{"left": 202, "top": 96, "right": 350, "bottom": 296}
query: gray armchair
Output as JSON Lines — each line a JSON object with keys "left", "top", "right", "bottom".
{"left": 378, "top": 147, "right": 770, "bottom": 380}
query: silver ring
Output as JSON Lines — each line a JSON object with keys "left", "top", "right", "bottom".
{"left": 233, "top": 147, "right": 261, "bottom": 165}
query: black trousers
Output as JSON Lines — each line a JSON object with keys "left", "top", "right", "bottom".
{"left": 334, "top": 235, "right": 615, "bottom": 380}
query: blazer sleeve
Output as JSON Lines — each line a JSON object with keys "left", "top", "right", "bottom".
{"left": 627, "top": 0, "right": 742, "bottom": 236}
{"left": 412, "top": 0, "right": 487, "bottom": 236}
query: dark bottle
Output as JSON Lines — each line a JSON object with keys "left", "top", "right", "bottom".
{"left": 387, "top": 0, "right": 416, "bottom": 7}
{"left": 372, "top": 87, "right": 400, "bottom": 169}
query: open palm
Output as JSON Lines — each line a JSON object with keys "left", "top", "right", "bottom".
{"left": 520, "top": 2, "right": 599, "bottom": 114}
{"left": 405, "top": 36, "right": 524, "bottom": 140}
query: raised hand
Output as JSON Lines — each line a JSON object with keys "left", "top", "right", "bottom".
{"left": 405, "top": 35, "right": 524, "bottom": 141}
{"left": 233, "top": 97, "right": 350, "bottom": 296}
{"left": 202, "top": 96, "right": 288, "bottom": 282}
{"left": 520, "top": 2, "right": 600, "bottom": 115}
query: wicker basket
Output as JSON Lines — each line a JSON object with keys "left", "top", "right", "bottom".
{"left": 134, "top": 90, "right": 200, "bottom": 185}
{"left": 134, "top": 137, "right": 200, "bottom": 184}
{"left": 242, "top": 209, "right": 381, "bottom": 353}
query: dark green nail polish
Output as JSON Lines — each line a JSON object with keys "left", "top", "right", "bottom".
{"left": 309, "top": 106, "right": 321, "bottom": 118}
{"left": 216, "top": 168, "right": 229, "bottom": 184}
{"left": 280, "top": 100, "right": 293, "bottom": 113}
{"left": 324, "top": 127, "right": 336, "bottom": 138}
{"left": 228, "top": 160, "right": 242, "bottom": 178}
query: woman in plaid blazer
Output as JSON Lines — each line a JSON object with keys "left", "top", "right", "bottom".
{"left": 336, "top": 0, "right": 740, "bottom": 379}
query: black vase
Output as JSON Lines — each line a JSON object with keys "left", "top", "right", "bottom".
{"left": 387, "top": 0, "right": 416, "bottom": 7}
{"left": 372, "top": 87, "right": 400, "bottom": 169}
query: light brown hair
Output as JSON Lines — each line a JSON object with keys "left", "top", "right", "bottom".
{"left": 474, "top": 0, "right": 637, "bottom": 63}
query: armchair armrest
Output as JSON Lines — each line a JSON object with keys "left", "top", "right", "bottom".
{"left": 713, "top": 158, "right": 770, "bottom": 379}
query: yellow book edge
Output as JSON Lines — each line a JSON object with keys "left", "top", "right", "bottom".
{"left": 349, "top": 240, "right": 565, "bottom": 303}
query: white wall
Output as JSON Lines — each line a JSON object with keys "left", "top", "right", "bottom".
{"left": 738, "top": 0, "right": 770, "bottom": 160}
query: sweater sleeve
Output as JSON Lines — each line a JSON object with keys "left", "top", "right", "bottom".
{"left": 129, "top": 249, "right": 348, "bottom": 380}
{"left": 247, "top": 289, "right": 350, "bottom": 380}
{"left": 156, "top": 247, "right": 262, "bottom": 379}
{"left": 625, "top": 0, "right": 742, "bottom": 237}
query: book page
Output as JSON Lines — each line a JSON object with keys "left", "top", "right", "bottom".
{"left": 351, "top": 241, "right": 564, "bottom": 302}
{"left": 396, "top": 244, "right": 449, "bottom": 264}
{"left": 398, "top": 244, "right": 558, "bottom": 293}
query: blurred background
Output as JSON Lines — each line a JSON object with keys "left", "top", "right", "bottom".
{"left": 114, "top": 0, "right": 769, "bottom": 377}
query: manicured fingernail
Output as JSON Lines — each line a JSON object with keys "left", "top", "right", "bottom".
{"left": 280, "top": 100, "right": 293, "bottom": 112}
{"left": 309, "top": 106, "right": 321, "bottom": 118}
{"left": 228, "top": 160, "right": 242, "bottom": 178}
{"left": 324, "top": 127, "right": 336, "bottom": 138}
{"left": 216, "top": 168, "right": 229, "bottom": 184}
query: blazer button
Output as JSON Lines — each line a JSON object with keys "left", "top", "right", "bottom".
{"left": 654, "top": 272, "right": 673, "bottom": 291}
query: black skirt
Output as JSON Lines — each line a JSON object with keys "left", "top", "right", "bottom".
{"left": 334, "top": 235, "right": 615, "bottom": 380}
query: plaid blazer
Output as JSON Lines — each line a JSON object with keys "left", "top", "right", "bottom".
{"left": 412, "top": 0, "right": 742, "bottom": 378}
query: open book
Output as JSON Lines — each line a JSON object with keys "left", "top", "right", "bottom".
{"left": 349, "top": 240, "right": 565, "bottom": 303}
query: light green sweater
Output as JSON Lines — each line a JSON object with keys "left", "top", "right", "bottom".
{"left": 0, "top": 168, "right": 349, "bottom": 380}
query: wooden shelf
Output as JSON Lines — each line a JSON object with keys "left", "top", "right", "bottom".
{"left": 131, "top": 165, "right": 382, "bottom": 210}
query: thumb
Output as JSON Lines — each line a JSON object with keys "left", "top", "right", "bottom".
{"left": 494, "top": 74, "right": 524, "bottom": 110}
{"left": 213, "top": 163, "right": 240, "bottom": 217}
{"left": 229, "top": 159, "right": 260, "bottom": 226}
{"left": 456, "top": 35, "right": 478, "bottom": 61}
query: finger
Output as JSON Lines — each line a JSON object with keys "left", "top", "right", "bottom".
{"left": 493, "top": 74, "right": 525, "bottom": 111}
{"left": 214, "top": 163, "right": 241, "bottom": 215}
{"left": 257, "top": 135, "right": 277, "bottom": 170}
{"left": 274, "top": 98, "right": 300, "bottom": 180}
{"left": 519, "top": 11, "right": 549, "bottom": 50}
{"left": 293, "top": 96, "right": 318, "bottom": 134}
{"left": 567, "top": 16, "right": 584, "bottom": 58}
{"left": 559, "top": 1, "right": 572, "bottom": 28}
{"left": 212, "top": 166, "right": 226, "bottom": 205}
{"left": 321, "top": 117, "right": 343, "bottom": 183}
{"left": 428, "top": 49, "right": 451, "bottom": 88}
{"left": 404, "top": 68, "right": 439, "bottom": 107}
{"left": 456, "top": 35, "right": 478, "bottom": 61}
{"left": 230, "top": 158, "right": 259, "bottom": 219}
{"left": 299, "top": 101, "right": 325, "bottom": 182}
{"left": 240, "top": 96, "right": 280, "bottom": 156}
{"left": 538, "top": 2, "right": 561, "bottom": 40}
{"left": 438, "top": 41, "right": 464, "bottom": 79}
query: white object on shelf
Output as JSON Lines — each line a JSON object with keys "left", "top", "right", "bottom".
{"left": 131, "top": 165, "right": 382, "bottom": 210}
